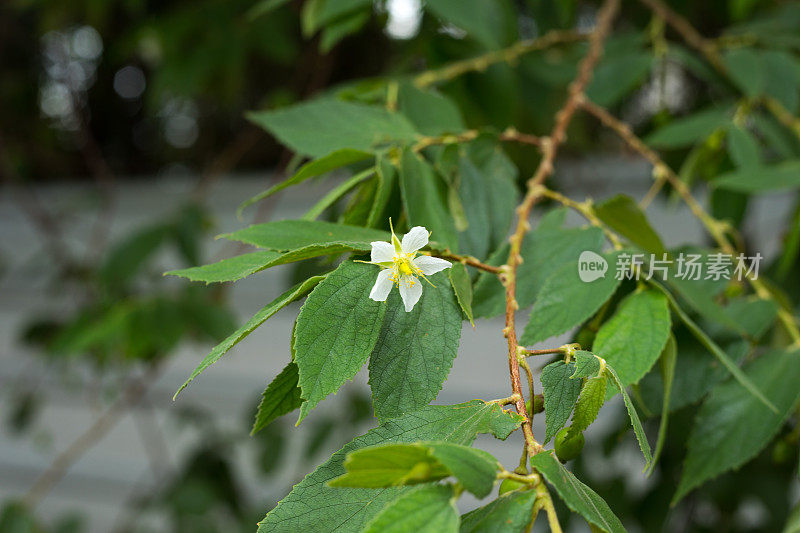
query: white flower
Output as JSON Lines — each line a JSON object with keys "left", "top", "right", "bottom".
{"left": 366, "top": 224, "right": 452, "bottom": 312}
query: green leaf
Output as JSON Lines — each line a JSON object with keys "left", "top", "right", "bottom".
{"left": 592, "top": 289, "right": 671, "bottom": 394}
{"left": 713, "top": 160, "right": 800, "bottom": 192}
{"left": 449, "top": 263, "right": 474, "bottom": 324}
{"left": 674, "top": 349, "right": 800, "bottom": 503}
{"left": 785, "top": 500, "right": 800, "bottom": 533}
{"left": 237, "top": 149, "right": 372, "bottom": 216}
{"left": 520, "top": 251, "right": 622, "bottom": 345}
{"left": 329, "top": 443, "right": 451, "bottom": 488}
{"left": 530, "top": 452, "right": 625, "bottom": 533}
{"left": 425, "top": 442, "right": 499, "bottom": 498}
{"left": 221, "top": 219, "right": 389, "bottom": 251}
{"left": 331, "top": 442, "right": 499, "bottom": 498}
{"left": 571, "top": 351, "right": 602, "bottom": 379}
{"left": 648, "top": 333, "right": 676, "bottom": 474}
{"left": 586, "top": 52, "right": 652, "bottom": 107}
{"left": 367, "top": 156, "right": 397, "bottom": 228}
{"left": 319, "top": 10, "right": 369, "bottom": 53}
{"left": 459, "top": 490, "right": 538, "bottom": 533}
{"left": 763, "top": 50, "right": 800, "bottom": 114}
{"left": 247, "top": 98, "right": 418, "bottom": 158}
{"left": 541, "top": 361, "right": 582, "bottom": 443}
{"left": 362, "top": 484, "right": 459, "bottom": 533}
{"left": 594, "top": 195, "right": 665, "bottom": 254}
{"left": 303, "top": 168, "right": 375, "bottom": 220}
{"left": 398, "top": 83, "right": 465, "bottom": 136}
{"left": 650, "top": 281, "right": 777, "bottom": 412}
{"left": 474, "top": 225, "right": 605, "bottom": 319}
{"left": 726, "top": 125, "right": 761, "bottom": 168}
{"left": 251, "top": 362, "right": 303, "bottom": 435}
{"left": 569, "top": 375, "right": 607, "bottom": 438}
{"left": 257, "top": 401, "right": 523, "bottom": 532}
{"left": 723, "top": 47, "right": 765, "bottom": 97}
{"left": 173, "top": 276, "right": 326, "bottom": 399}
{"left": 424, "top": 0, "right": 516, "bottom": 49}
{"left": 604, "top": 363, "right": 653, "bottom": 469}
{"left": 456, "top": 156, "right": 493, "bottom": 259}
{"left": 645, "top": 107, "right": 731, "bottom": 149}
{"left": 400, "top": 149, "right": 459, "bottom": 250}
{"left": 294, "top": 262, "right": 387, "bottom": 422}
{"left": 369, "top": 272, "right": 462, "bottom": 419}
{"left": 100, "top": 224, "right": 170, "bottom": 292}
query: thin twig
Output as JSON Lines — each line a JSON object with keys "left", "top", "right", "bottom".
{"left": 502, "top": 0, "right": 621, "bottom": 458}
{"left": 22, "top": 364, "right": 163, "bottom": 509}
{"left": 580, "top": 98, "right": 800, "bottom": 344}
{"left": 430, "top": 251, "right": 502, "bottom": 274}
{"left": 413, "top": 30, "right": 586, "bottom": 88}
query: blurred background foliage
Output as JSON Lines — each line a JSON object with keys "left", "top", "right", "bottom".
{"left": 3, "top": 0, "right": 800, "bottom": 531}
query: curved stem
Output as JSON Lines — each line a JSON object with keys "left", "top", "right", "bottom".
{"left": 502, "top": 0, "right": 620, "bottom": 458}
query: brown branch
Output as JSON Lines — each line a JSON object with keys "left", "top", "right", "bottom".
{"left": 432, "top": 252, "right": 502, "bottom": 274}
{"left": 503, "top": 0, "right": 621, "bottom": 458}
{"left": 580, "top": 97, "right": 800, "bottom": 344}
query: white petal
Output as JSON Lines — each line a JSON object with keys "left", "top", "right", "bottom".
{"left": 413, "top": 256, "right": 452, "bottom": 276}
{"left": 398, "top": 275, "right": 423, "bottom": 312}
{"left": 401, "top": 226, "right": 429, "bottom": 254}
{"left": 369, "top": 269, "right": 394, "bottom": 302}
{"left": 370, "top": 241, "right": 395, "bottom": 263}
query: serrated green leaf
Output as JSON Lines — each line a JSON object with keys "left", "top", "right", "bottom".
{"left": 645, "top": 107, "right": 731, "bottom": 149}
{"left": 593, "top": 289, "right": 671, "bottom": 395}
{"left": 474, "top": 225, "right": 605, "bottom": 319}
{"left": 723, "top": 47, "right": 765, "bottom": 97}
{"left": 424, "top": 0, "right": 516, "bottom": 49}
{"left": 713, "top": 160, "right": 800, "bottom": 192}
{"left": 398, "top": 83, "right": 465, "bottom": 136}
{"left": 530, "top": 452, "right": 625, "bottom": 533}
{"left": 449, "top": 262, "right": 474, "bottom": 325}
{"left": 726, "top": 125, "right": 761, "bottom": 168}
{"left": 369, "top": 272, "right": 462, "bottom": 419}
{"left": 173, "top": 276, "right": 326, "bottom": 399}
{"left": 520, "top": 251, "right": 622, "bottom": 345}
{"left": 400, "top": 149, "right": 459, "bottom": 250}
{"left": 166, "top": 244, "right": 359, "bottom": 284}
{"left": 221, "top": 219, "right": 389, "bottom": 251}
{"left": 675, "top": 349, "right": 800, "bottom": 503}
{"left": 569, "top": 375, "right": 607, "bottom": 438}
{"left": 651, "top": 281, "right": 777, "bottom": 412}
{"left": 247, "top": 98, "right": 418, "bottom": 158}
{"left": 425, "top": 442, "right": 499, "bottom": 498}
{"left": 586, "top": 52, "right": 652, "bottom": 107}
{"left": 362, "top": 484, "right": 459, "bottom": 533}
{"left": 294, "top": 262, "right": 387, "bottom": 422}
{"left": 303, "top": 168, "right": 375, "bottom": 220}
{"left": 251, "top": 362, "right": 303, "bottom": 435}
{"left": 594, "top": 195, "right": 665, "bottom": 254}
{"left": 257, "top": 401, "right": 523, "bottom": 532}
{"left": 456, "top": 155, "right": 493, "bottom": 259}
{"left": 331, "top": 441, "right": 499, "bottom": 498}
{"left": 459, "top": 490, "right": 538, "bottom": 533}
{"left": 329, "top": 443, "right": 450, "bottom": 488}
{"left": 604, "top": 363, "right": 653, "bottom": 468}
{"left": 571, "top": 351, "right": 602, "bottom": 379}
{"left": 647, "top": 333, "right": 676, "bottom": 474}
{"left": 237, "top": 149, "right": 372, "bottom": 216}
{"left": 541, "top": 361, "right": 582, "bottom": 443}
{"left": 367, "top": 156, "right": 397, "bottom": 228}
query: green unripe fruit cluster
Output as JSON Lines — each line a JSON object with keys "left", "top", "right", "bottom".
{"left": 554, "top": 427, "right": 584, "bottom": 462}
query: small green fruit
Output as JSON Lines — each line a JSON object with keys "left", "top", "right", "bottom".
{"left": 554, "top": 427, "right": 584, "bottom": 462}
{"left": 498, "top": 478, "right": 527, "bottom": 495}
{"left": 526, "top": 395, "right": 544, "bottom": 417}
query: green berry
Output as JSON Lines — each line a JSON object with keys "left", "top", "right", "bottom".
{"left": 525, "top": 395, "right": 544, "bottom": 417}
{"left": 554, "top": 427, "right": 584, "bottom": 462}
{"left": 498, "top": 478, "right": 527, "bottom": 495}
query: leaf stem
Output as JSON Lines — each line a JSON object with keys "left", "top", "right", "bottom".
{"left": 427, "top": 251, "right": 503, "bottom": 274}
